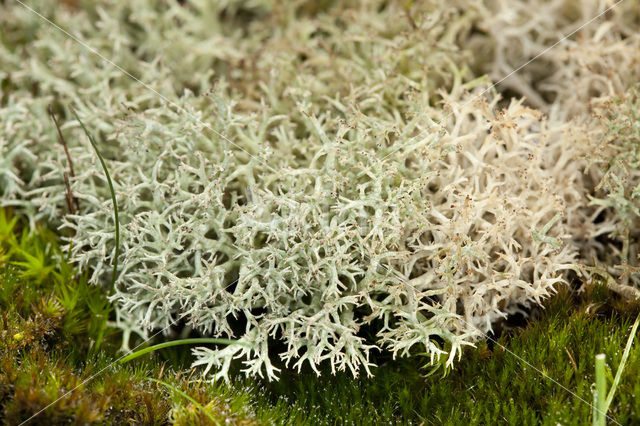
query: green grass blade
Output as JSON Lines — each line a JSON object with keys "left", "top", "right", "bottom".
{"left": 593, "top": 385, "right": 599, "bottom": 426}
{"left": 72, "top": 110, "right": 119, "bottom": 288}
{"left": 147, "top": 377, "right": 219, "bottom": 425}
{"left": 604, "top": 312, "right": 640, "bottom": 413}
{"left": 119, "top": 338, "right": 246, "bottom": 364}
{"left": 594, "top": 354, "right": 607, "bottom": 426}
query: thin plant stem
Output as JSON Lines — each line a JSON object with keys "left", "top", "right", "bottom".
{"left": 49, "top": 105, "right": 76, "bottom": 178}
{"left": 50, "top": 106, "right": 79, "bottom": 214}
{"left": 594, "top": 354, "right": 607, "bottom": 426}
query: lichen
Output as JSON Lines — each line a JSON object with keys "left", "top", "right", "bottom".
{"left": 582, "top": 86, "right": 640, "bottom": 291}
{"left": 1, "top": 0, "right": 639, "bottom": 380}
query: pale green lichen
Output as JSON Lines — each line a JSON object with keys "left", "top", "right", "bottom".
{"left": 582, "top": 86, "right": 640, "bottom": 291}
{"left": 1, "top": 0, "right": 639, "bottom": 381}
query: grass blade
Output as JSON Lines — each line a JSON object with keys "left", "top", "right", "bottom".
{"left": 119, "top": 338, "right": 246, "bottom": 364}
{"left": 72, "top": 110, "right": 119, "bottom": 288}
{"left": 594, "top": 353, "right": 607, "bottom": 426}
{"left": 604, "top": 312, "right": 640, "bottom": 413}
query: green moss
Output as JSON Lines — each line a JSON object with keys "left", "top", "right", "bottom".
{"left": 251, "top": 286, "right": 640, "bottom": 425}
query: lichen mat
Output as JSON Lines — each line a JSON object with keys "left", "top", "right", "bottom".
{"left": 1, "top": 0, "right": 639, "bottom": 380}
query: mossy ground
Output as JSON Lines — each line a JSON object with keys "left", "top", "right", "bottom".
{"left": 1, "top": 207, "right": 639, "bottom": 425}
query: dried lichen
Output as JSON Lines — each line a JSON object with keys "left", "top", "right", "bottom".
{"left": 470, "top": 0, "right": 640, "bottom": 117}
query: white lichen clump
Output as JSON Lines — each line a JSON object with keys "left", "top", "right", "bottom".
{"left": 1, "top": 0, "right": 639, "bottom": 380}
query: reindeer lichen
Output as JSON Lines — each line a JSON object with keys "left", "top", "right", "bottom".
{"left": 1, "top": 0, "right": 639, "bottom": 380}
